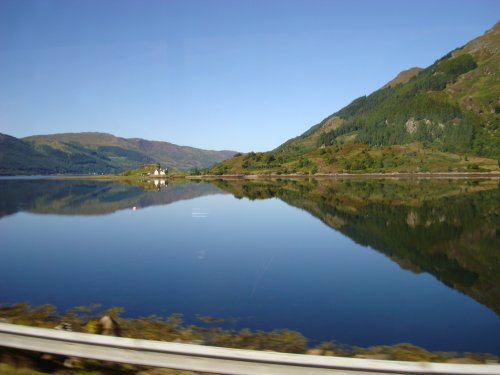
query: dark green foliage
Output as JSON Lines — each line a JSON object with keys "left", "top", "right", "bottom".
{"left": 320, "top": 77, "right": 465, "bottom": 147}
{"left": 297, "top": 157, "right": 311, "bottom": 168}
{"left": 215, "top": 164, "right": 229, "bottom": 175}
{"left": 441, "top": 114, "right": 475, "bottom": 153}
{"left": 264, "top": 154, "right": 276, "bottom": 164}
{"left": 313, "top": 52, "right": 499, "bottom": 159}
{"left": 236, "top": 151, "right": 285, "bottom": 172}
{"left": 97, "top": 146, "right": 155, "bottom": 163}
{"left": 436, "top": 53, "right": 477, "bottom": 76}
{"left": 335, "top": 86, "right": 395, "bottom": 120}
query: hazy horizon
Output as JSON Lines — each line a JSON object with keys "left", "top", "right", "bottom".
{"left": 1, "top": 0, "right": 499, "bottom": 152}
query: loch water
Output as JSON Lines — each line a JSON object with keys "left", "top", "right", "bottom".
{"left": 0, "top": 177, "right": 499, "bottom": 354}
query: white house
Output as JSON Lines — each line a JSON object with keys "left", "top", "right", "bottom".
{"left": 153, "top": 168, "right": 168, "bottom": 176}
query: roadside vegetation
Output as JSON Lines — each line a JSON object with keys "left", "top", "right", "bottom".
{"left": 1, "top": 303, "right": 498, "bottom": 375}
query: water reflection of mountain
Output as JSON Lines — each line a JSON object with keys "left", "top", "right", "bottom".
{"left": 0, "top": 179, "right": 225, "bottom": 217}
{"left": 212, "top": 178, "right": 500, "bottom": 314}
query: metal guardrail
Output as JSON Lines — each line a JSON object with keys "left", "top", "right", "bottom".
{"left": 0, "top": 322, "right": 498, "bottom": 375}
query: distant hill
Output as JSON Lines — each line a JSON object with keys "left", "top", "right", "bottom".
{"left": 211, "top": 22, "right": 500, "bottom": 175}
{"left": 0, "top": 132, "right": 236, "bottom": 175}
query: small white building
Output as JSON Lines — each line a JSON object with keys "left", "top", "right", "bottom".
{"left": 153, "top": 168, "right": 168, "bottom": 176}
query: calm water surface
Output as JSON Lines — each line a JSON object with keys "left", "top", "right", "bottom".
{"left": 0, "top": 178, "right": 498, "bottom": 353}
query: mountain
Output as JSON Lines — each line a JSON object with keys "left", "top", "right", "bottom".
{"left": 211, "top": 22, "right": 499, "bottom": 175}
{"left": 0, "top": 132, "right": 236, "bottom": 175}
{"left": 0, "top": 133, "right": 66, "bottom": 175}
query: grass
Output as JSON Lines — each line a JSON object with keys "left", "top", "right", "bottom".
{"left": 0, "top": 351, "right": 209, "bottom": 375}
{"left": 0, "top": 363, "right": 47, "bottom": 375}
{"left": 209, "top": 142, "right": 500, "bottom": 176}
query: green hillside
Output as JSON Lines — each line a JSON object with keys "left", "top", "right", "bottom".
{"left": 0, "top": 133, "right": 76, "bottom": 175}
{"left": 211, "top": 22, "right": 500, "bottom": 175}
{"left": 0, "top": 132, "right": 236, "bottom": 175}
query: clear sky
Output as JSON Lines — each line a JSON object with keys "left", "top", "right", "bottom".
{"left": 1, "top": 0, "right": 498, "bottom": 152}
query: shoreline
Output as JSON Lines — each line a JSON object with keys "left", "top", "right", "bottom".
{"left": 187, "top": 171, "right": 500, "bottom": 180}
{"left": 2, "top": 171, "right": 500, "bottom": 181}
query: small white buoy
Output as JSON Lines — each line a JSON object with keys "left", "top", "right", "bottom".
{"left": 132, "top": 206, "right": 137, "bottom": 211}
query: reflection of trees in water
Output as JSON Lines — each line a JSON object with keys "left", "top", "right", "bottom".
{"left": 214, "top": 178, "right": 500, "bottom": 314}
{"left": 1, "top": 177, "right": 498, "bottom": 312}
{"left": 0, "top": 179, "right": 225, "bottom": 217}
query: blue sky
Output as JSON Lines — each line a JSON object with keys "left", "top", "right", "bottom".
{"left": 1, "top": 0, "right": 498, "bottom": 152}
